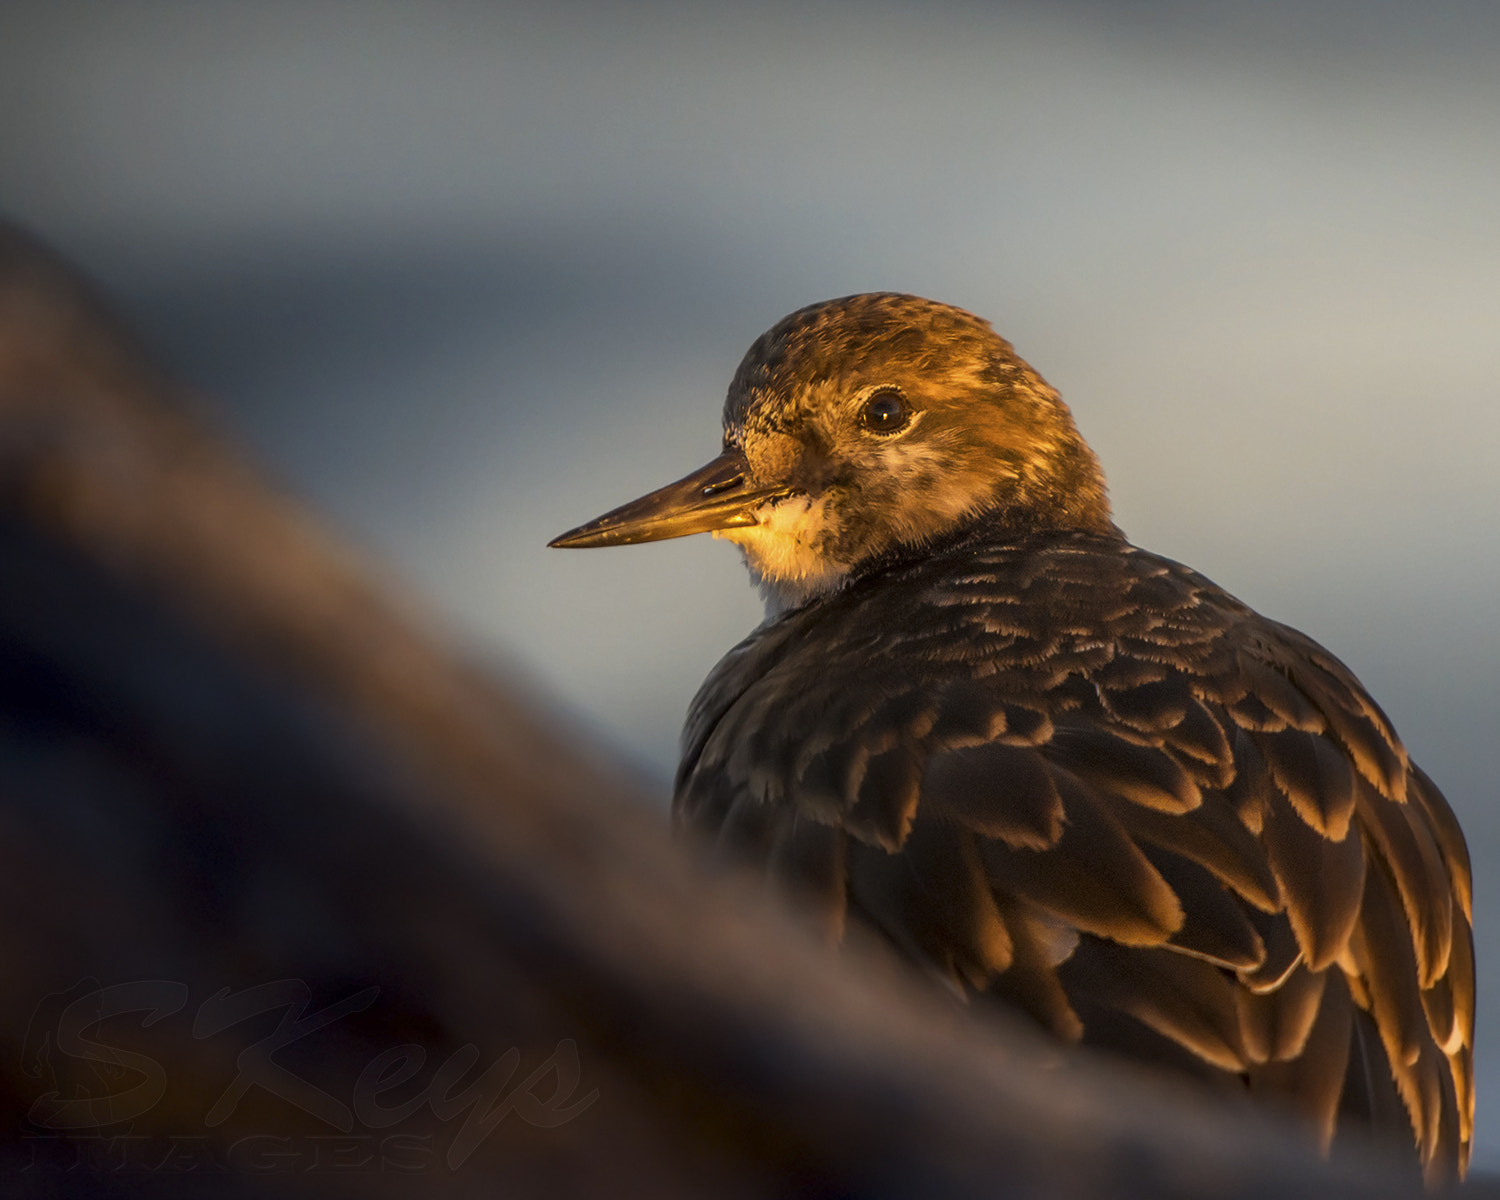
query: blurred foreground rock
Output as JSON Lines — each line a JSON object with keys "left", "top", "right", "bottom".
{"left": 0, "top": 220, "right": 1476, "bottom": 1198}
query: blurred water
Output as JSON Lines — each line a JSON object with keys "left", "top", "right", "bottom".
{"left": 2, "top": 0, "right": 1497, "bottom": 1167}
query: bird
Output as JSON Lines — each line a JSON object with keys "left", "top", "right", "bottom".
{"left": 549, "top": 292, "right": 1474, "bottom": 1183}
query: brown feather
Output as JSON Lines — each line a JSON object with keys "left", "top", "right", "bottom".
{"left": 984, "top": 898, "right": 1084, "bottom": 1041}
{"left": 1260, "top": 786, "right": 1365, "bottom": 972}
{"left": 1255, "top": 727, "right": 1357, "bottom": 841}
{"left": 921, "top": 741, "right": 1064, "bottom": 849}
{"left": 1250, "top": 969, "right": 1355, "bottom": 1150}
{"left": 1315, "top": 690, "right": 1409, "bottom": 802}
{"left": 847, "top": 820, "right": 1013, "bottom": 988}
{"left": 1451, "top": 1045, "right": 1474, "bottom": 1146}
{"left": 1444, "top": 915, "right": 1476, "bottom": 1053}
{"left": 993, "top": 702, "right": 1055, "bottom": 746}
{"left": 1223, "top": 726, "right": 1273, "bottom": 834}
{"left": 923, "top": 677, "right": 1008, "bottom": 747}
{"left": 1337, "top": 1007, "right": 1415, "bottom": 1160}
{"left": 1236, "top": 657, "right": 1327, "bottom": 733}
{"left": 1043, "top": 724, "right": 1202, "bottom": 814}
{"left": 1420, "top": 973, "right": 1458, "bottom": 1058}
{"left": 977, "top": 769, "right": 1183, "bottom": 945}
{"left": 1421, "top": 1064, "right": 1462, "bottom": 1191}
{"left": 677, "top": 768, "right": 737, "bottom": 834}
{"left": 1069, "top": 998, "right": 1245, "bottom": 1093}
{"left": 1236, "top": 963, "right": 1326, "bottom": 1064}
{"left": 1109, "top": 795, "right": 1281, "bottom": 913}
{"left": 767, "top": 814, "right": 849, "bottom": 943}
{"left": 846, "top": 742, "right": 923, "bottom": 851}
{"left": 1142, "top": 846, "right": 1265, "bottom": 971}
{"left": 1350, "top": 858, "right": 1427, "bottom": 1071}
{"left": 1388, "top": 1041, "right": 1460, "bottom": 1187}
{"left": 1099, "top": 672, "right": 1189, "bottom": 731}
{"left": 717, "top": 790, "right": 779, "bottom": 857}
{"left": 1163, "top": 698, "right": 1236, "bottom": 788}
{"left": 1060, "top": 940, "right": 1249, "bottom": 1072}
{"left": 1226, "top": 689, "right": 1290, "bottom": 733}
{"left": 1408, "top": 764, "right": 1473, "bottom": 922}
{"left": 1091, "top": 652, "right": 1171, "bottom": 692}
{"left": 1353, "top": 773, "right": 1453, "bottom": 988}
{"left": 1238, "top": 907, "right": 1303, "bottom": 994}
{"left": 795, "top": 733, "right": 868, "bottom": 822}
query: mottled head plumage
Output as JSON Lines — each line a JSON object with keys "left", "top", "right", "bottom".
{"left": 715, "top": 293, "right": 1114, "bottom": 611}
{"left": 550, "top": 292, "right": 1115, "bottom": 612}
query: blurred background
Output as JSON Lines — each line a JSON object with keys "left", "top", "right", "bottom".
{"left": 2, "top": 0, "right": 1497, "bottom": 1166}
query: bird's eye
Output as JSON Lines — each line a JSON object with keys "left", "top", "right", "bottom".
{"left": 859, "top": 388, "right": 909, "bottom": 434}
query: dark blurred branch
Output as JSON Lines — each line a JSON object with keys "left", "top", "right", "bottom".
{"left": 0, "top": 220, "right": 1465, "bottom": 1198}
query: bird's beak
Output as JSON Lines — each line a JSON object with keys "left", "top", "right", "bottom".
{"left": 549, "top": 448, "right": 793, "bottom": 548}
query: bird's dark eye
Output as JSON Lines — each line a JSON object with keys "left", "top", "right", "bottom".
{"left": 859, "top": 388, "right": 909, "bottom": 434}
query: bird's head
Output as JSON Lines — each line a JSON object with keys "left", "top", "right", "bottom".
{"left": 551, "top": 293, "right": 1112, "bottom": 611}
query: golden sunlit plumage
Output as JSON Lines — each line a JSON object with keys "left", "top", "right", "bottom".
{"left": 551, "top": 293, "right": 1474, "bottom": 1184}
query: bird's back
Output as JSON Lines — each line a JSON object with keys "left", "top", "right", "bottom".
{"left": 675, "top": 519, "right": 1473, "bottom": 1183}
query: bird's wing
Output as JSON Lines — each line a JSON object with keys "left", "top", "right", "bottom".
{"left": 675, "top": 533, "right": 1473, "bottom": 1184}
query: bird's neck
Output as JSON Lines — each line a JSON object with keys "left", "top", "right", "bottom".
{"left": 751, "top": 505, "right": 1125, "bottom": 620}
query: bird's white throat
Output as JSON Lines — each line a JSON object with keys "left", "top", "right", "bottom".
{"left": 713, "top": 493, "right": 852, "bottom": 615}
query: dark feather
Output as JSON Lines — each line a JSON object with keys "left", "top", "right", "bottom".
{"left": 1043, "top": 724, "right": 1202, "bottom": 814}
{"left": 1351, "top": 857, "right": 1427, "bottom": 1071}
{"left": 676, "top": 767, "right": 737, "bottom": 835}
{"left": 922, "top": 741, "right": 1065, "bottom": 849}
{"left": 1420, "top": 973, "right": 1457, "bottom": 1059}
{"left": 795, "top": 729, "right": 869, "bottom": 821}
{"left": 1337, "top": 1007, "right": 1414, "bottom": 1161}
{"left": 1092, "top": 652, "right": 1171, "bottom": 692}
{"left": 1353, "top": 774, "right": 1453, "bottom": 988}
{"left": 1164, "top": 698, "right": 1235, "bottom": 785}
{"left": 1255, "top": 727, "right": 1357, "bottom": 841}
{"left": 1068, "top": 997, "right": 1245, "bottom": 1093}
{"left": 1452, "top": 1045, "right": 1474, "bottom": 1147}
{"left": 846, "top": 742, "right": 923, "bottom": 850}
{"left": 717, "top": 790, "right": 778, "bottom": 857}
{"left": 1260, "top": 786, "right": 1365, "bottom": 972}
{"left": 1443, "top": 914, "right": 1476, "bottom": 1055}
{"left": 868, "top": 686, "right": 940, "bottom": 743}
{"left": 1226, "top": 689, "right": 1290, "bottom": 733}
{"left": 767, "top": 815, "right": 849, "bottom": 943}
{"left": 1250, "top": 969, "right": 1355, "bottom": 1150}
{"left": 1408, "top": 764, "right": 1473, "bottom": 922}
{"left": 1235, "top": 657, "right": 1327, "bottom": 733}
{"left": 1235, "top": 963, "right": 1325, "bottom": 1064}
{"left": 993, "top": 702, "right": 1054, "bottom": 745}
{"left": 1239, "top": 907, "right": 1303, "bottom": 994}
{"left": 1388, "top": 1040, "right": 1461, "bottom": 1187}
{"left": 924, "top": 677, "right": 1008, "bottom": 747}
{"left": 977, "top": 768, "right": 1183, "bottom": 945}
{"left": 1099, "top": 672, "right": 1190, "bottom": 731}
{"left": 1142, "top": 846, "right": 1265, "bottom": 971}
{"left": 1109, "top": 795, "right": 1281, "bottom": 913}
{"left": 984, "top": 898, "right": 1084, "bottom": 1041}
{"left": 1315, "top": 690, "right": 1409, "bottom": 802}
{"left": 1223, "top": 726, "right": 1273, "bottom": 834}
{"left": 847, "top": 820, "right": 1013, "bottom": 989}
{"left": 1060, "top": 940, "right": 1249, "bottom": 1072}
